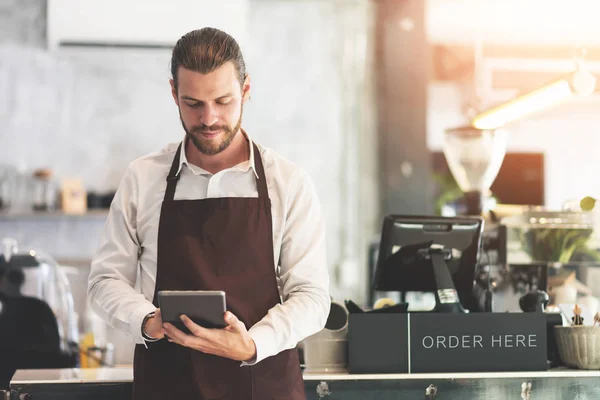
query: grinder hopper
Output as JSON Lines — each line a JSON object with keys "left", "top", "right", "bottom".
{"left": 443, "top": 126, "right": 508, "bottom": 215}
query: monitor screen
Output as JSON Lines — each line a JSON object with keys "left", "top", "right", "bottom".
{"left": 373, "top": 215, "right": 483, "bottom": 310}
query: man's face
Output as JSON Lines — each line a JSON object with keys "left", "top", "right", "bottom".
{"left": 171, "top": 62, "right": 250, "bottom": 156}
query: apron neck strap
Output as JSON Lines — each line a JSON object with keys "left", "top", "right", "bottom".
{"left": 164, "top": 140, "right": 269, "bottom": 202}
{"left": 164, "top": 143, "right": 183, "bottom": 202}
{"left": 252, "top": 142, "right": 269, "bottom": 199}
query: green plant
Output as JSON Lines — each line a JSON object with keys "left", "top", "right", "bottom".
{"left": 431, "top": 171, "right": 501, "bottom": 215}
{"left": 432, "top": 172, "right": 463, "bottom": 215}
{"left": 522, "top": 227, "right": 597, "bottom": 263}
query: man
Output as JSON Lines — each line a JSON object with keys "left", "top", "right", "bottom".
{"left": 87, "top": 27, "right": 330, "bottom": 399}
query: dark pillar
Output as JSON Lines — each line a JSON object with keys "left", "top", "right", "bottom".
{"left": 375, "top": 0, "right": 432, "bottom": 219}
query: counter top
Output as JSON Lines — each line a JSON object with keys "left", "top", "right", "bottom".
{"left": 11, "top": 366, "right": 600, "bottom": 384}
{"left": 9, "top": 367, "right": 600, "bottom": 400}
{"left": 0, "top": 209, "right": 109, "bottom": 220}
{"left": 11, "top": 368, "right": 133, "bottom": 384}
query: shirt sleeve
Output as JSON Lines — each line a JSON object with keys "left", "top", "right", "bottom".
{"left": 243, "top": 169, "right": 331, "bottom": 365}
{"left": 87, "top": 163, "right": 156, "bottom": 345}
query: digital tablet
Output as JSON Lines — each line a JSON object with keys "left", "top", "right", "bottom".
{"left": 157, "top": 290, "right": 227, "bottom": 333}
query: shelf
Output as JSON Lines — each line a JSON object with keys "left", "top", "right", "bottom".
{"left": 0, "top": 209, "right": 109, "bottom": 220}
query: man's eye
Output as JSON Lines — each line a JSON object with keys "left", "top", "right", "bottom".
{"left": 217, "top": 101, "right": 231, "bottom": 106}
{"left": 186, "top": 102, "right": 201, "bottom": 108}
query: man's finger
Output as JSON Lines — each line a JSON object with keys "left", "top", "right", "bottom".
{"left": 163, "top": 323, "right": 212, "bottom": 350}
{"left": 163, "top": 323, "right": 190, "bottom": 345}
{"left": 224, "top": 312, "right": 246, "bottom": 333}
{"left": 224, "top": 311, "right": 236, "bottom": 324}
{"left": 180, "top": 315, "right": 207, "bottom": 337}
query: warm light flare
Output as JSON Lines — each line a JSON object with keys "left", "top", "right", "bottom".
{"left": 472, "top": 79, "right": 572, "bottom": 130}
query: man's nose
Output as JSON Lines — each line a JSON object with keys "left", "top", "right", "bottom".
{"left": 200, "top": 105, "right": 218, "bottom": 127}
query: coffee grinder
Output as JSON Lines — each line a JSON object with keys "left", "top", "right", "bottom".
{"left": 442, "top": 126, "right": 508, "bottom": 216}
{"left": 442, "top": 126, "right": 509, "bottom": 312}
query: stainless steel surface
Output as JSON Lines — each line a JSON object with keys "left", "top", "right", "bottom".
{"left": 11, "top": 367, "right": 600, "bottom": 400}
{"left": 14, "top": 367, "right": 600, "bottom": 384}
{"left": 11, "top": 368, "right": 133, "bottom": 384}
{"left": 488, "top": 208, "right": 600, "bottom": 313}
{"left": 302, "top": 302, "right": 349, "bottom": 374}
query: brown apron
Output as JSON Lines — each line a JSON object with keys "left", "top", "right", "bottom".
{"left": 133, "top": 142, "right": 306, "bottom": 400}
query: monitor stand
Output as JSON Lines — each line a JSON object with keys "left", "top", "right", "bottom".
{"left": 420, "top": 246, "right": 466, "bottom": 313}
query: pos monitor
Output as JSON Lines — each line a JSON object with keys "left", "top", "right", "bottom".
{"left": 373, "top": 215, "right": 484, "bottom": 313}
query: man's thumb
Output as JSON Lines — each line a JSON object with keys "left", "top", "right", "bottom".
{"left": 225, "top": 312, "right": 244, "bottom": 331}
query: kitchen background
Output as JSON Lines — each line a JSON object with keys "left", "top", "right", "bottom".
{"left": 2, "top": 0, "right": 600, "bottom": 365}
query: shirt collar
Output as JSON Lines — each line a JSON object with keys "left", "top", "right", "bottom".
{"left": 176, "top": 129, "right": 259, "bottom": 178}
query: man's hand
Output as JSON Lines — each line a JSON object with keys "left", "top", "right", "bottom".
{"left": 162, "top": 311, "right": 257, "bottom": 362}
{"left": 143, "top": 309, "right": 165, "bottom": 340}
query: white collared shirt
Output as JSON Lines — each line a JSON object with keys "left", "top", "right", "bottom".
{"left": 87, "top": 134, "right": 330, "bottom": 364}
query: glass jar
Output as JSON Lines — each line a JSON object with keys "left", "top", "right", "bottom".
{"left": 32, "top": 169, "right": 58, "bottom": 212}
{"left": 502, "top": 210, "right": 600, "bottom": 265}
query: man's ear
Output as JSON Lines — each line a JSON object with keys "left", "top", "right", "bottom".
{"left": 242, "top": 74, "right": 251, "bottom": 103}
{"left": 170, "top": 79, "right": 179, "bottom": 106}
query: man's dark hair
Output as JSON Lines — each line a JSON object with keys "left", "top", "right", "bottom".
{"left": 170, "top": 27, "right": 246, "bottom": 91}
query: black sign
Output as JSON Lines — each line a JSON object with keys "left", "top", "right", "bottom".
{"left": 409, "top": 313, "right": 547, "bottom": 372}
{"left": 348, "top": 314, "right": 409, "bottom": 374}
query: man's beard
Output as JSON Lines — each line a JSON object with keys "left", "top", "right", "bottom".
{"left": 180, "top": 106, "right": 243, "bottom": 156}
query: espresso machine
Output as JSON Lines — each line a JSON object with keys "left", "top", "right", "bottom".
{"left": 441, "top": 126, "right": 572, "bottom": 367}
{"left": 0, "top": 238, "right": 79, "bottom": 388}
